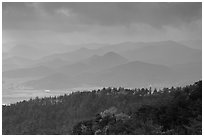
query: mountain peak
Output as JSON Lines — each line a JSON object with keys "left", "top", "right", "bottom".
{"left": 99, "top": 52, "right": 128, "bottom": 64}
{"left": 103, "top": 51, "right": 121, "bottom": 57}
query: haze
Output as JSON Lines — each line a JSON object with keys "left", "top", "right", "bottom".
{"left": 2, "top": 2, "right": 202, "bottom": 104}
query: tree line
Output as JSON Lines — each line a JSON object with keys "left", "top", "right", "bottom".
{"left": 2, "top": 81, "right": 202, "bottom": 135}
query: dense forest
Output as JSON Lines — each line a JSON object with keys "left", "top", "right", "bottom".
{"left": 2, "top": 81, "right": 202, "bottom": 135}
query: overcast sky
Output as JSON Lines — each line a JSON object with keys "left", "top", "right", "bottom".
{"left": 2, "top": 2, "right": 202, "bottom": 47}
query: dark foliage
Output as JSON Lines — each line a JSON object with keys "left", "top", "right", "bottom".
{"left": 2, "top": 81, "right": 202, "bottom": 135}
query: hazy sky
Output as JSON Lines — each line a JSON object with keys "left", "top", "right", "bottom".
{"left": 3, "top": 2, "right": 202, "bottom": 47}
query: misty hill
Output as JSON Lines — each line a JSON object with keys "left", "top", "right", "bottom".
{"left": 3, "top": 56, "right": 34, "bottom": 71}
{"left": 58, "top": 52, "right": 128, "bottom": 76}
{"left": 8, "top": 45, "right": 45, "bottom": 59}
{"left": 122, "top": 41, "right": 201, "bottom": 66}
{"left": 58, "top": 62, "right": 89, "bottom": 77}
{"left": 171, "top": 61, "right": 202, "bottom": 81}
{"left": 89, "top": 60, "right": 179, "bottom": 88}
{"left": 25, "top": 52, "right": 129, "bottom": 89}
{"left": 179, "top": 39, "right": 202, "bottom": 50}
{"left": 24, "top": 73, "right": 78, "bottom": 89}
{"left": 95, "top": 42, "right": 145, "bottom": 54}
{"left": 24, "top": 60, "right": 180, "bottom": 89}
{"left": 32, "top": 58, "right": 68, "bottom": 69}
{"left": 3, "top": 66, "right": 54, "bottom": 78}
{"left": 39, "top": 47, "right": 95, "bottom": 64}
{"left": 84, "top": 52, "right": 128, "bottom": 64}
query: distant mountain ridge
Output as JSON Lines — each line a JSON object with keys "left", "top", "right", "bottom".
{"left": 3, "top": 56, "right": 34, "bottom": 71}
{"left": 3, "top": 40, "right": 201, "bottom": 90}
{"left": 58, "top": 52, "right": 128, "bottom": 76}
{"left": 122, "top": 41, "right": 201, "bottom": 66}
{"left": 39, "top": 47, "right": 95, "bottom": 63}
{"left": 24, "top": 60, "right": 183, "bottom": 89}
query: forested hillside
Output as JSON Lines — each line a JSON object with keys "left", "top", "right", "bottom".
{"left": 2, "top": 81, "right": 202, "bottom": 135}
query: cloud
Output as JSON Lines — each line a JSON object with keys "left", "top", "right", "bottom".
{"left": 43, "top": 2, "right": 201, "bottom": 27}
{"left": 2, "top": 2, "right": 202, "bottom": 46}
{"left": 3, "top": 3, "right": 201, "bottom": 29}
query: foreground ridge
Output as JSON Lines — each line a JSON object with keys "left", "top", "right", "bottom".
{"left": 3, "top": 81, "right": 202, "bottom": 135}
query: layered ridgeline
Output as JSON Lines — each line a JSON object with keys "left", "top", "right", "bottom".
{"left": 3, "top": 81, "right": 201, "bottom": 135}
{"left": 3, "top": 41, "right": 202, "bottom": 90}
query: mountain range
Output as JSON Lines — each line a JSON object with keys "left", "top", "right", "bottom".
{"left": 3, "top": 40, "right": 202, "bottom": 89}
